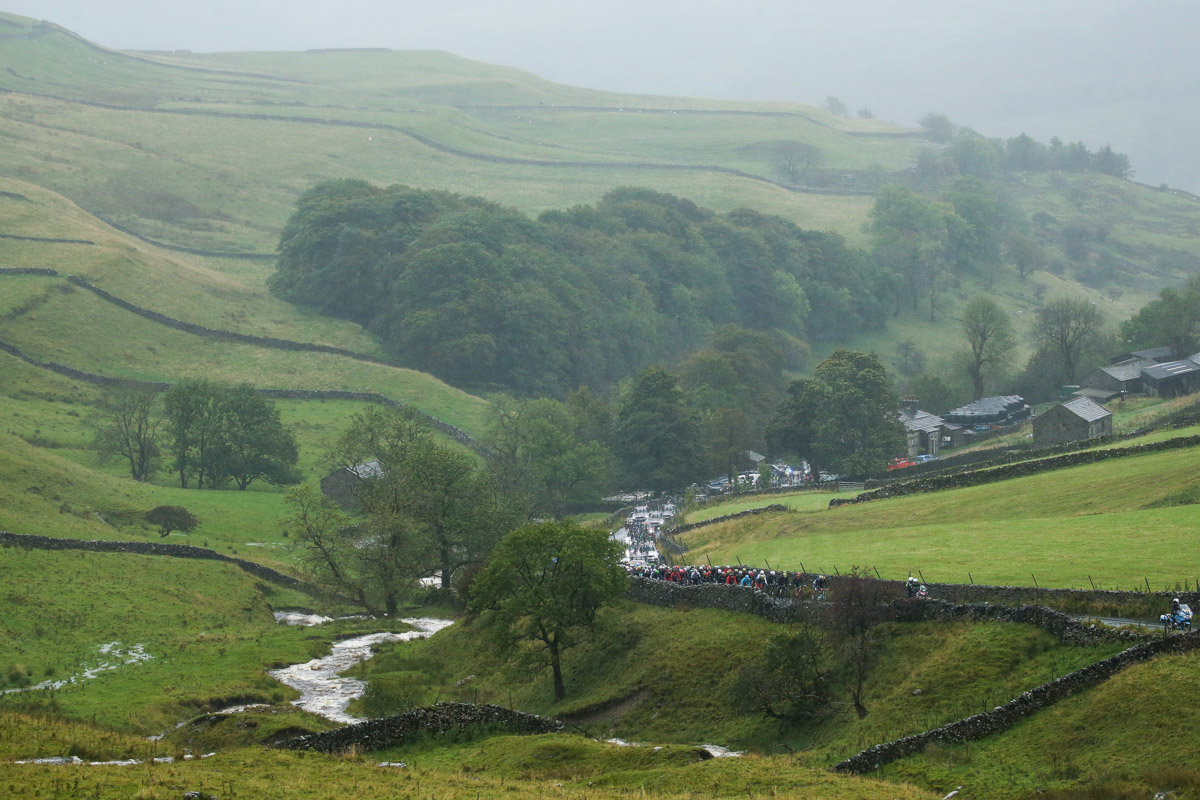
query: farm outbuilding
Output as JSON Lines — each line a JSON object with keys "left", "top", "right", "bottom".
{"left": 1141, "top": 359, "right": 1200, "bottom": 397}
{"left": 319, "top": 459, "right": 383, "bottom": 511}
{"left": 1032, "top": 397, "right": 1113, "bottom": 447}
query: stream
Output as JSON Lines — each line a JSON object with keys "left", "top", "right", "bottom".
{"left": 269, "top": 615, "right": 454, "bottom": 724}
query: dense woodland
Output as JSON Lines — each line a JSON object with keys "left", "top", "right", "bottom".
{"left": 270, "top": 182, "right": 887, "bottom": 397}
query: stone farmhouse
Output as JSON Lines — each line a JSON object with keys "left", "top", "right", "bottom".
{"left": 1033, "top": 397, "right": 1113, "bottom": 447}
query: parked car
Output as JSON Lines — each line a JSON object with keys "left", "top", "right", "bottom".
{"left": 914, "top": 454, "right": 937, "bottom": 463}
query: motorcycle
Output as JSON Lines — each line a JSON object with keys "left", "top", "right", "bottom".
{"left": 1161, "top": 604, "right": 1193, "bottom": 632}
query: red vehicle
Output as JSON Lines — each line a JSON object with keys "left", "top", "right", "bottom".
{"left": 888, "top": 457, "right": 916, "bottom": 470}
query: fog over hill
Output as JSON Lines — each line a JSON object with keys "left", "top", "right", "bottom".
{"left": 7, "top": 0, "right": 1200, "bottom": 193}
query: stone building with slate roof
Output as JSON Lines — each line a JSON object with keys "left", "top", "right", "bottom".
{"left": 1081, "top": 357, "right": 1155, "bottom": 396}
{"left": 320, "top": 459, "right": 383, "bottom": 511}
{"left": 1033, "top": 397, "right": 1113, "bottom": 447}
{"left": 1142, "top": 359, "right": 1200, "bottom": 397}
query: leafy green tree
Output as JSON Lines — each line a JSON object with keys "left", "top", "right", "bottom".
{"left": 943, "top": 177, "right": 1004, "bottom": 274}
{"left": 163, "top": 381, "right": 299, "bottom": 490}
{"left": 1119, "top": 276, "right": 1200, "bottom": 357}
{"left": 1031, "top": 296, "right": 1105, "bottom": 383}
{"left": 768, "top": 350, "right": 905, "bottom": 478}
{"left": 92, "top": 384, "right": 161, "bottom": 482}
{"left": 213, "top": 384, "right": 300, "bottom": 490}
{"left": 918, "top": 112, "right": 956, "bottom": 144}
{"left": 1005, "top": 232, "right": 1045, "bottom": 280}
{"left": 283, "top": 484, "right": 406, "bottom": 615}
{"left": 613, "top": 366, "right": 701, "bottom": 492}
{"left": 470, "top": 521, "right": 627, "bottom": 702}
{"left": 336, "top": 406, "right": 521, "bottom": 594}
{"left": 867, "top": 184, "right": 959, "bottom": 320}
{"left": 484, "top": 395, "right": 613, "bottom": 517}
{"left": 961, "top": 296, "right": 1016, "bottom": 400}
{"left": 145, "top": 505, "right": 198, "bottom": 538}
{"left": 163, "top": 379, "right": 224, "bottom": 489}
{"left": 733, "top": 626, "right": 831, "bottom": 722}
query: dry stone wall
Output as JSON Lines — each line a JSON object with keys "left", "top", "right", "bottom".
{"left": 832, "top": 631, "right": 1200, "bottom": 774}
{"left": 277, "top": 702, "right": 563, "bottom": 753}
{"left": 0, "top": 531, "right": 314, "bottom": 593}
{"left": 830, "top": 434, "right": 1200, "bottom": 508}
{"left": 628, "top": 579, "right": 1148, "bottom": 644}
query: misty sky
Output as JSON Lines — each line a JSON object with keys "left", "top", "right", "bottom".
{"left": 7, "top": 0, "right": 1200, "bottom": 191}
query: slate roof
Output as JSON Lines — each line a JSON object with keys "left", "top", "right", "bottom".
{"left": 347, "top": 459, "right": 383, "bottom": 479}
{"left": 1101, "top": 357, "right": 1154, "bottom": 382}
{"left": 1072, "top": 387, "right": 1123, "bottom": 402}
{"left": 1059, "top": 396, "right": 1112, "bottom": 423}
{"left": 1143, "top": 360, "right": 1200, "bottom": 381}
{"left": 900, "top": 409, "right": 959, "bottom": 434}
{"left": 1132, "top": 346, "right": 1176, "bottom": 361}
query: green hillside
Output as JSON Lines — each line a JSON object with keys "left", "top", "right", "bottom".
{"left": 679, "top": 432, "right": 1200, "bottom": 591}
{"left": 3, "top": 9, "right": 1199, "bottom": 381}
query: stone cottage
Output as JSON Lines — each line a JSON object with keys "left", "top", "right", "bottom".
{"left": 1032, "top": 397, "right": 1113, "bottom": 447}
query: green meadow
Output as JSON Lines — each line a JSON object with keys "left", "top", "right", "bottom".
{"left": 680, "top": 440, "right": 1200, "bottom": 590}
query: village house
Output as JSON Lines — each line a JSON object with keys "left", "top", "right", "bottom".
{"left": 1032, "top": 397, "right": 1113, "bottom": 447}
{"left": 898, "top": 397, "right": 963, "bottom": 456}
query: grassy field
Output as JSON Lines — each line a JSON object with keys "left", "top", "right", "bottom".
{"left": 891, "top": 649, "right": 1200, "bottom": 798}
{"left": 680, "top": 438, "right": 1200, "bottom": 590}
{"left": 348, "top": 601, "right": 1121, "bottom": 758}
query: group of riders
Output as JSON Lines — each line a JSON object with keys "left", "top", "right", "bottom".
{"left": 626, "top": 558, "right": 1190, "bottom": 631}
{"left": 624, "top": 564, "right": 930, "bottom": 602}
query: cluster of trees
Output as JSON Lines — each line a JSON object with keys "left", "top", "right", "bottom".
{"left": 270, "top": 182, "right": 887, "bottom": 397}
{"left": 917, "top": 114, "right": 1133, "bottom": 180}
{"left": 93, "top": 380, "right": 300, "bottom": 490}
{"left": 767, "top": 350, "right": 905, "bottom": 479}
{"left": 867, "top": 179, "right": 1011, "bottom": 321}
{"left": 1119, "top": 275, "right": 1200, "bottom": 358}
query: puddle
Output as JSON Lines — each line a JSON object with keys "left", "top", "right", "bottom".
{"left": 1, "top": 642, "right": 151, "bottom": 695}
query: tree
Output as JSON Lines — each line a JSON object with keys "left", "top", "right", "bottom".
{"left": 336, "top": 405, "right": 521, "bottom": 595}
{"left": 823, "top": 96, "right": 848, "bottom": 116}
{"left": 827, "top": 567, "right": 901, "bottom": 719}
{"left": 1031, "top": 296, "right": 1105, "bottom": 383}
{"left": 960, "top": 296, "right": 1016, "bottom": 400}
{"left": 213, "top": 384, "right": 300, "bottom": 490}
{"left": 918, "top": 112, "right": 956, "bottom": 145}
{"left": 92, "top": 384, "right": 161, "bottom": 482}
{"left": 145, "top": 505, "right": 198, "bottom": 538}
{"left": 283, "top": 483, "right": 422, "bottom": 616}
{"left": 484, "top": 395, "right": 612, "bottom": 518}
{"left": 771, "top": 141, "right": 819, "bottom": 184}
{"left": 769, "top": 350, "right": 905, "bottom": 479}
{"left": 613, "top": 366, "right": 701, "bottom": 492}
{"left": 163, "top": 379, "right": 224, "bottom": 489}
{"left": 1005, "top": 232, "right": 1044, "bottom": 280}
{"left": 470, "top": 521, "right": 627, "bottom": 702}
{"left": 733, "top": 625, "right": 831, "bottom": 722}
{"left": 163, "top": 381, "right": 299, "bottom": 490}
{"left": 1119, "top": 275, "right": 1200, "bottom": 357}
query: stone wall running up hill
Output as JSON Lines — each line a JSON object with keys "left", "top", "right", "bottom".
{"left": 0, "top": 531, "right": 314, "bottom": 593}
{"left": 832, "top": 631, "right": 1200, "bottom": 774}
